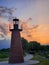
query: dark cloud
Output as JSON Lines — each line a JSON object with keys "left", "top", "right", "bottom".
{"left": 0, "top": 6, "right": 14, "bottom": 15}
{"left": 0, "top": 6, "right": 16, "bottom": 20}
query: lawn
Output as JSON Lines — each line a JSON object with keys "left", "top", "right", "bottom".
{"left": 0, "top": 52, "right": 9, "bottom": 62}
{"left": 0, "top": 49, "right": 9, "bottom": 61}
{"left": 31, "top": 54, "right": 49, "bottom": 65}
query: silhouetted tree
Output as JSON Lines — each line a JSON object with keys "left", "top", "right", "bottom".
{"left": 28, "top": 41, "right": 41, "bottom": 52}
{"left": 29, "top": 41, "right": 40, "bottom": 50}
{"left": 21, "top": 38, "right": 28, "bottom": 50}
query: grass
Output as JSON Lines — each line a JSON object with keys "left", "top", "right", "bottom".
{"left": 0, "top": 52, "right": 9, "bottom": 59}
{"left": 0, "top": 49, "right": 9, "bottom": 62}
{"left": 31, "top": 54, "right": 49, "bottom": 65}
{"left": 0, "top": 52, "right": 9, "bottom": 62}
{"left": 0, "top": 58, "right": 9, "bottom": 62}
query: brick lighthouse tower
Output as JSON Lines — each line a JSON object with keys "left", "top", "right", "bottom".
{"left": 9, "top": 18, "right": 24, "bottom": 63}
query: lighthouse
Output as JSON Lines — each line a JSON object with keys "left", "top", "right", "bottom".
{"left": 9, "top": 18, "right": 24, "bottom": 63}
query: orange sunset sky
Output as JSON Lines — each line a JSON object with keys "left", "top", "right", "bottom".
{"left": 0, "top": 0, "right": 49, "bottom": 45}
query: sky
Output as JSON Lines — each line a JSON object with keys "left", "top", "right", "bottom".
{"left": 0, "top": 0, "right": 49, "bottom": 45}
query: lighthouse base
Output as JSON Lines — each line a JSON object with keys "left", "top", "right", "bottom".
{"left": 9, "top": 31, "right": 24, "bottom": 63}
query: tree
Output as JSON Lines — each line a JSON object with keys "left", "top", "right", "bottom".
{"left": 30, "top": 41, "right": 40, "bottom": 49}
{"left": 28, "top": 41, "right": 41, "bottom": 52}
{"left": 21, "top": 38, "right": 28, "bottom": 50}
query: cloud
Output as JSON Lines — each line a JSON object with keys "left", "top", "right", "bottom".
{"left": 0, "top": 6, "right": 16, "bottom": 21}
{"left": 0, "top": 6, "right": 16, "bottom": 39}
{"left": 0, "top": 18, "right": 49, "bottom": 44}
{"left": 0, "top": 6, "right": 14, "bottom": 15}
{"left": 21, "top": 22, "right": 49, "bottom": 44}
{"left": 0, "top": 25, "right": 7, "bottom": 35}
{"left": 0, "top": 22, "right": 11, "bottom": 40}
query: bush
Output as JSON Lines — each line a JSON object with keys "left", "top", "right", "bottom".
{"left": 0, "top": 53, "right": 9, "bottom": 58}
{"left": 0, "top": 48, "right": 9, "bottom": 58}
{"left": 45, "top": 54, "right": 49, "bottom": 58}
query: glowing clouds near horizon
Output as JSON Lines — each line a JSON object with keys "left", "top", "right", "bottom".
{"left": 0, "top": 21, "right": 49, "bottom": 44}
{"left": 21, "top": 23, "right": 49, "bottom": 44}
